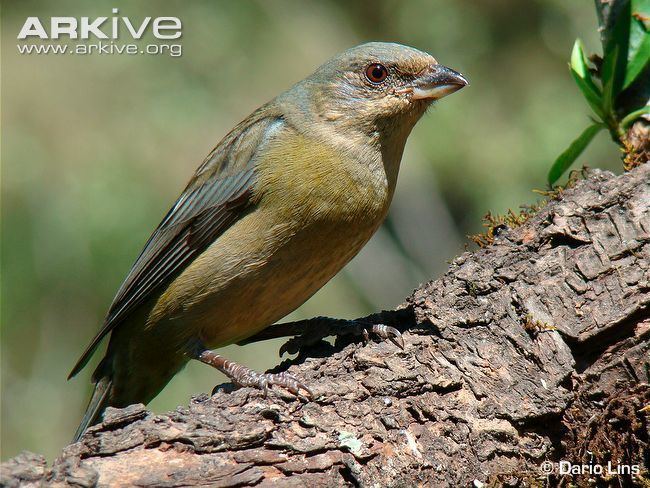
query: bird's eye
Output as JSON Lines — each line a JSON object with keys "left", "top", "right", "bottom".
{"left": 365, "top": 63, "right": 388, "bottom": 84}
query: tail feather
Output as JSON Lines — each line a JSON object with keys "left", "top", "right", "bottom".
{"left": 73, "top": 375, "right": 112, "bottom": 442}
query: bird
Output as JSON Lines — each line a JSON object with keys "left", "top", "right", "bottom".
{"left": 69, "top": 41, "right": 468, "bottom": 441}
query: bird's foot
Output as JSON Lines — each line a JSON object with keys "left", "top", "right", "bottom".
{"left": 197, "top": 349, "right": 312, "bottom": 399}
{"left": 278, "top": 317, "right": 404, "bottom": 356}
{"left": 236, "top": 369, "right": 313, "bottom": 398}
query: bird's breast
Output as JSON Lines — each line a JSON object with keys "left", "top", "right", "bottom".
{"left": 255, "top": 130, "right": 392, "bottom": 226}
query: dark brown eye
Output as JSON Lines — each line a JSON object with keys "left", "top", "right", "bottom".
{"left": 365, "top": 63, "right": 388, "bottom": 83}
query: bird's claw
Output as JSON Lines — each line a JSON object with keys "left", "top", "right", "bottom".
{"left": 369, "top": 323, "right": 405, "bottom": 349}
{"left": 234, "top": 368, "right": 313, "bottom": 399}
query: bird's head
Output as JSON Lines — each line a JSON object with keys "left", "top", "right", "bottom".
{"left": 284, "top": 42, "right": 468, "bottom": 139}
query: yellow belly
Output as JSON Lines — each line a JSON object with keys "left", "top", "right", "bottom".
{"left": 149, "top": 204, "right": 383, "bottom": 348}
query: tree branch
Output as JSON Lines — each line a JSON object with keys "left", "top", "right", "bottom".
{"left": 3, "top": 163, "right": 649, "bottom": 487}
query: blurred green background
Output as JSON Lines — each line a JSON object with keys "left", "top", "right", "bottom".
{"left": 2, "top": 0, "right": 620, "bottom": 461}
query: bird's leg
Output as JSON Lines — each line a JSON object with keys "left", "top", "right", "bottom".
{"left": 239, "top": 316, "right": 404, "bottom": 356}
{"left": 193, "top": 348, "right": 312, "bottom": 399}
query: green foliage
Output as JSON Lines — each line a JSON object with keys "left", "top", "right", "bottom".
{"left": 624, "top": 0, "right": 650, "bottom": 88}
{"left": 547, "top": 123, "right": 605, "bottom": 186}
{"left": 548, "top": 0, "right": 649, "bottom": 186}
{"left": 569, "top": 40, "right": 605, "bottom": 120}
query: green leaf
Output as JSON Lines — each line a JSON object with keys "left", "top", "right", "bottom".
{"left": 602, "top": 1, "right": 632, "bottom": 106}
{"left": 571, "top": 69, "right": 606, "bottom": 120}
{"left": 570, "top": 39, "right": 592, "bottom": 79}
{"left": 625, "top": 0, "right": 650, "bottom": 88}
{"left": 569, "top": 40, "right": 605, "bottom": 120}
{"left": 602, "top": 45, "right": 619, "bottom": 118}
{"left": 548, "top": 124, "right": 605, "bottom": 186}
{"left": 621, "top": 104, "right": 650, "bottom": 127}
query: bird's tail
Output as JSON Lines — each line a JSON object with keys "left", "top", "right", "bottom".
{"left": 73, "top": 375, "right": 112, "bottom": 442}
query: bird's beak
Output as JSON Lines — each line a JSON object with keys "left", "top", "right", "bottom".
{"left": 410, "top": 64, "right": 469, "bottom": 100}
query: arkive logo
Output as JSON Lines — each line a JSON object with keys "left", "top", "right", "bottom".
{"left": 17, "top": 8, "right": 181, "bottom": 40}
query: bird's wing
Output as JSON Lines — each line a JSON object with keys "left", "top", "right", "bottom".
{"left": 69, "top": 111, "right": 286, "bottom": 379}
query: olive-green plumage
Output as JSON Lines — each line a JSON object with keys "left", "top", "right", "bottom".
{"left": 70, "top": 42, "right": 467, "bottom": 440}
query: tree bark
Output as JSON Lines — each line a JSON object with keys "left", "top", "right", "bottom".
{"left": 2, "top": 163, "right": 649, "bottom": 488}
